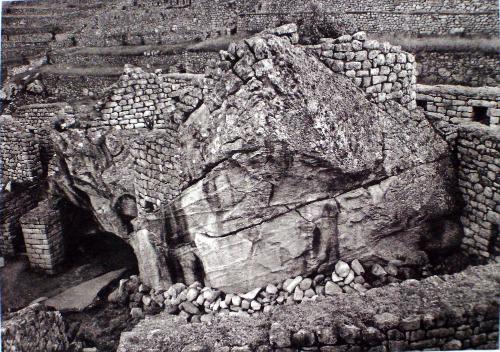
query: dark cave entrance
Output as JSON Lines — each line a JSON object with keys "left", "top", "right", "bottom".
{"left": 59, "top": 199, "right": 139, "bottom": 275}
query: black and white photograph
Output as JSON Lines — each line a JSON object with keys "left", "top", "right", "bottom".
{"left": 0, "top": 1, "right": 499, "bottom": 351}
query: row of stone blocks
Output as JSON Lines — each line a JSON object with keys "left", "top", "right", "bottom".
{"left": 20, "top": 201, "right": 64, "bottom": 274}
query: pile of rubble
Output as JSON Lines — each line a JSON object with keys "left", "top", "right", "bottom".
{"left": 110, "top": 259, "right": 427, "bottom": 322}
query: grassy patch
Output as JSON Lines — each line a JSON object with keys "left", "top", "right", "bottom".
{"left": 372, "top": 35, "right": 499, "bottom": 54}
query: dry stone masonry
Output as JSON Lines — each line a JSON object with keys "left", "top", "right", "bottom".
{"left": 131, "top": 130, "right": 186, "bottom": 215}
{"left": 457, "top": 124, "right": 500, "bottom": 261}
{"left": 0, "top": 119, "right": 42, "bottom": 184}
{"left": 118, "top": 263, "right": 500, "bottom": 352}
{"left": 1, "top": 2, "right": 500, "bottom": 348}
{"left": 0, "top": 185, "right": 39, "bottom": 256}
{"left": 314, "top": 32, "right": 417, "bottom": 110}
{"left": 96, "top": 66, "right": 204, "bottom": 131}
{"left": 417, "top": 84, "right": 500, "bottom": 126}
{"left": 416, "top": 84, "right": 500, "bottom": 262}
{"left": 20, "top": 200, "right": 65, "bottom": 274}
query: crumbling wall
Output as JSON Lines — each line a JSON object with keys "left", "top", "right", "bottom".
{"left": 94, "top": 66, "right": 203, "bottom": 131}
{"left": 313, "top": 32, "right": 416, "bottom": 110}
{"left": 457, "top": 123, "right": 499, "bottom": 262}
{"left": 20, "top": 200, "right": 65, "bottom": 274}
{"left": 417, "top": 84, "right": 500, "bottom": 126}
{"left": 118, "top": 263, "right": 500, "bottom": 352}
{"left": 1, "top": 303, "right": 69, "bottom": 352}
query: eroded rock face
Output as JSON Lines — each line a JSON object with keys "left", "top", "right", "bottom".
{"left": 48, "top": 26, "right": 459, "bottom": 292}
{"left": 50, "top": 127, "right": 138, "bottom": 240}
{"left": 163, "top": 27, "right": 457, "bottom": 292}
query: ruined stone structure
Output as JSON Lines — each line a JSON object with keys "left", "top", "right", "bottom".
{"left": 1, "top": 1, "right": 499, "bottom": 351}
{"left": 20, "top": 200, "right": 65, "bottom": 274}
{"left": 119, "top": 264, "right": 500, "bottom": 351}
{"left": 416, "top": 85, "right": 500, "bottom": 262}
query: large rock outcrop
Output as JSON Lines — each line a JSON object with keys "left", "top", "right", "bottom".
{"left": 48, "top": 25, "right": 459, "bottom": 292}
{"left": 164, "top": 26, "right": 457, "bottom": 291}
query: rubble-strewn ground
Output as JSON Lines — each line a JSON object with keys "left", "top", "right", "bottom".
{"left": 117, "top": 264, "right": 500, "bottom": 351}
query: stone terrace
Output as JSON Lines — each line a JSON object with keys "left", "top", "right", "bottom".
{"left": 118, "top": 263, "right": 500, "bottom": 351}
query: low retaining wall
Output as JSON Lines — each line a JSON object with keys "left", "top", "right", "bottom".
{"left": 1, "top": 303, "right": 69, "bottom": 352}
{"left": 416, "top": 52, "right": 500, "bottom": 88}
{"left": 118, "top": 263, "right": 500, "bottom": 351}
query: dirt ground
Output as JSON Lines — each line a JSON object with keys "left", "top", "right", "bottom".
{"left": 1, "top": 232, "right": 138, "bottom": 312}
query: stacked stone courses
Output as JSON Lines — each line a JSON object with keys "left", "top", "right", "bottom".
{"left": 95, "top": 66, "right": 204, "bottom": 131}
{"left": 13, "top": 103, "right": 71, "bottom": 166}
{"left": 0, "top": 122, "right": 42, "bottom": 184}
{"left": 131, "top": 130, "right": 186, "bottom": 214}
{"left": 118, "top": 264, "right": 500, "bottom": 351}
{"left": 0, "top": 185, "right": 39, "bottom": 256}
{"left": 1, "top": 303, "right": 69, "bottom": 352}
{"left": 417, "top": 84, "right": 500, "bottom": 126}
{"left": 416, "top": 52, "right": 500, "bottom": 87}
{"left": 457, "top": 123, "right": 500, "bottom": 261}
{"left": 20, "top": 201, "right": 64, "bottom": 274}
{"left": 314, "top": 32, "right": 417, "bottom": 110}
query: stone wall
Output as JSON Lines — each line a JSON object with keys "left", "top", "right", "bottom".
{"left": 457, "top": 123, "right": 500, "bottom": 262}
{"left": 0, "top": 185, "right": 40, "bottom": 256}
{"left": 12, "top": 103, "right": 71, "bottom": 167}
{"left": 20, "top": 201, "right": 65, "bottom": 274}
{"left": 312, "top": 32, "right": 416, "bottom": 110}
{"left": 416, "top": 52, "right": 500, "bottom": 88}
{"left": 118, "top": 263, "right": 500, "bottom": 351}
{"left": 94, "top": 66, "right": 203, "bottom": 131}
{"left": 51, "top": 50, "right": 219, "bottom": 74}
{"left": 1, "top": 303, "right": 69, "bottom": 352}
{"left": 416, "top": 85, "right": 500, "bottom": 262}
{"left": 0, "top": 119, "right": 42, "bottom": 185}
{"left": 238, "top": 0, "right": 498, "bottom": 37}
{"left": 130, "top": 130, "right": 185, "bottom": 215}
{"left": 417, "top": 84, "right": 500, "bottom": 126}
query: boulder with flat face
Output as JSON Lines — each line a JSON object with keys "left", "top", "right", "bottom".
{"left": 164, "top": 26, "right": 457, "bottom": 292}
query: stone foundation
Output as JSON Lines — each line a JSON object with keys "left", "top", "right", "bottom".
{"left": 20, "top": 201, "right": 65, "bottom": 274}
{"left": 0, "top": 185, "right": 39, "bottom": 256}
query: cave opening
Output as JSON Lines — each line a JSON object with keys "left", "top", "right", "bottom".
{"left": 59, "top": 199, "right": 139, "bottom": 274}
